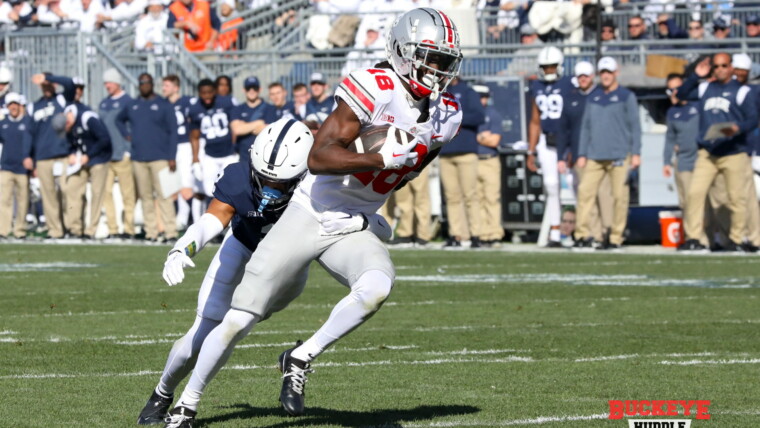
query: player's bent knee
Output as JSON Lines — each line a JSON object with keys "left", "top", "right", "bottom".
{"left": 219, "top": 309, "right": 259, "bottom": 343}
{"left": 352, "top": 270, "right": 393, "bottom": 312}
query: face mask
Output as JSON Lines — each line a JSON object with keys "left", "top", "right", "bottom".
{"left": 257, "top": 186, "right": 282, "bottom": 213}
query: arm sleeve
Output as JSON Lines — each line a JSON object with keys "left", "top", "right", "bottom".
{"left": 169, "top": 212, "right": 225, "bottom": 257}
{"left": 135, "top": 21, "right": 148, "bottom": 49}
{"left": 663, "top": 117, "right": 676, "bottom": 166}
{"left": 676, "top": 74, "right": 702, "bottom": 102}
{"left": 167, "top": 11, "right": 177, "bottom": 29}
{"left": 46, "top": 75, "right": 76, "bottom": 104}
{"left": 627, "top": 92, "right": 642, "bottom": 155}
{"left": 115, "top": 104, "right": 130, "bottom": 139}
{"left": 209, "top": 8, "right": 221, "bottom": 31}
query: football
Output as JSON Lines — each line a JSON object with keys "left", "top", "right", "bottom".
{"left": 348, "top": 124, "right": 414, "bottom": 154}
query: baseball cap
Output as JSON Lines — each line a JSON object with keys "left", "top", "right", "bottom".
{"left": 244, "top": 76, "right": 260, "bottom": 90}
{"left": 73, "top": 76, "right": 85, "bottom": 87}
{"left": 713, "top": 16, "right": 731, "bottom": 29}
{"left": 732, "top": 53, "right": 752, "bottom": 70}
{"left": 310, "top": 72, "right": 326, "bottom": 84}
{"left": 5, "top": 92, "right": 23, "bottom": 106}
{"left": 520, "top": 23, "right": 536, "bottom": 36}
{"left": 748, "top": 15, "right": 760, "bottom": 25}
{"left": 473, "top": 84, "right": 490, "bottom": 96}
{"left": 597, "top": 56, "right": 618, "bottom": 72}
{"left": 103, "top": 68, "right": 122, "bottom": 85}
{"left": 574, "top": 61, "right": 594, "bottom": 76}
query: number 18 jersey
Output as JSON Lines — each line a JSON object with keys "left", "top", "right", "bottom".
{"left": 292, "top": 66, "right": 463, "bottom": 216}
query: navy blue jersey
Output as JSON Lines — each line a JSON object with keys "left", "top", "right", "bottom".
{"left": 529, "top": 76, "right": 575, "bottom": 138}
{"left": 556, "top": 83, "right": 594, "bottom": 160}
{"left": 68, "top": 102, "right": 112, "bottom": 166}
{"left": 171, "top": 95, "right": 193, "bottom": 145}
{"left": 212, "top": 160, "right": 282, "bottom": 251}
{"left": 0, "top": 114, "right": 33, "bottom": 174}
{"left": 477, "top": 105, "right": 503, "bottom": 157}
{"left": 188, "top": 95, "right": 235, "bottom": 158}
{"left": 229, "top": 101, "right": 278, "bottom": 156}
{"left": 115, "top": 95, "right": 178, "bottom": 162}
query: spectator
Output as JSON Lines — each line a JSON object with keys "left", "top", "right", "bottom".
{"left": 557, "top": 61, "right": 613, "bottom": 245}
{"left": 746, "top": 15, "right": 760, "bottom": 38}
{"left": 215, "top": 75, "right": 232, "bottom": 97}
{"left": 72, "top": 77, "right": 85, "bottom": 103}
{"left": 97, "top": 0, "right": 148, "bottom": 26}
{"left": 167, "top": 0, "right": 220, "bottom": 52}
{"left": 711, "top": 16, "right": 740, "bottom": 48}
{"left": 98, "top": 68, "right": 136, "bottom": 240}
{"left": 230, "top": 76, "right": 276, "bottom": 157}
{"left": 69, "top": 0, "right": 104, "bottom": 32}
{"left": 0, "top": 66, "right": 13, "bottom": 116}
{"left": 600, "top": 19, "right": 617, "bottom": 42}
{"left": 341, "top": 19, "right": 385, "bottom": 77}
{"left": 440, "top": 77, "right": 486, "bottom": 248}
{"left": 305, "top": 72, "right": 335, "bottom": 117}
{"left": 528, "top": 0, "right": 582, "bottom": 44}
{"left": 162, "top": 74, "right": 197, "bottom": 231}
{"left": 0, "top": 93, "right": 33, "bottom": 240}
{"left": 63, "top": 99, "right": 112, "bottom": 240}
{"left": 626, "top": 15, "right": 649, "bottom": 42}
{"left": 135, "top": 0, "right": 169, "bottom": 53}
{"left": 474, "top": 84, "right": 504, "bottom": 247}
{"left": 188, "top": 78, "right": 236, "bottom": 199}
{"left": 503, "top": 23, "right": 543, "bottom": 79}
{"left": 116, "top": 72, "right": 179, "bottom": 243}
{"left": 267, "top": 82, "right": 296, "bottom": 121}
{"left": 655, "top": 13, "right": 687, "bottom": 40}
{"left": 291, "top": 82, "right": 309, "bottom": 120}
{"left": 29, "top": 73, "right": 69, "bottom": 240}
{"left": 663, "top": 73, "right": 699, "bottom": 210}
{"left": 37, "top": 0, "right": 78, "bottom": 26}
{"left": 575, "top": 57, "right": 641, "bottom": 250}
{"left": 676, "top": 54, "right": 757, "bottom": 252}
{"left": 0, "top": 0, "right": 36, "bottom": 27}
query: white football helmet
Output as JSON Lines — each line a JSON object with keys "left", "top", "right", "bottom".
{"left": 537, "top": 46, "right": 564, "bottom": 82}
{"left": 249, "top": 118, "right": 314, "bottom": 211}
{"left": 386, "top": 7, "right": 463, "bottom": 100}
{"left": 0, "top": 67, "right": 12, "bottom": 97}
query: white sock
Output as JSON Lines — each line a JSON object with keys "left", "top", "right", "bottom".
{"left": 291, "top": 270, "right": 392, "bottom": 363}
{"left": 156, "top": 316, "right": 220, "bottom": 396}
{"left": 176, "top": 309, "right": 259, "bottom": 411}
{"left": 550, "top": 228, "right": 561, "bottom": 242}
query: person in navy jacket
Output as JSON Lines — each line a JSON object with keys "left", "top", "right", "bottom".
{"left": 63, "top": 101, "right": 112, "bottom": 239}
{"left": 229, "top": 76, "right": 277, "bottom": 158}
{"left": 439, "top": 77, "right": 486, "bottom": 248}
{"left": 0, "top": 93, "right": 33, "bottom": 239}
{"left": 116, "top": 72, "right": 179, "bottom": 243}
{"left": 676, "top": 53, "right": 759, "bottom": 252}
{"left": 304, "top": 72, "right": 335, "bottom": 117}
{"left": 29, "top": 73, "right": 70, "bottom": 239}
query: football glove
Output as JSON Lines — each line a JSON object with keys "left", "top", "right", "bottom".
{"left": 191, "top": 162, "right": 203, "bottom": 182}
{"left": 379, "top": 126, "right": 419, "bottom": 170}
{"left": 319, "top": 211, "right": 367, "bottom": 236}
{"left": 162, "top": 250, "right": 195, "bottom": 286}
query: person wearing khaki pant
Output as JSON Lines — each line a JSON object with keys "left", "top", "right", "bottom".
{"left": 439, "top": 78, "right": 486, "bottom": 248}
{"left": 474, "top": 84, "right": 504, "bottom": 245}
{"left": 675, "top": 53, "right": 758, "bottom": 251}
{"left": 115, "top": 72, "right": 178, "bottom": 242}
{"left": 0, "top": 94, "right": 34, "bottom": 238}
{"left": 0, "top": 171, "right": 30, "bottom": 238}
{"left": 392, "top": 167, "right": 432, "bottom": 245}
{"left": 575, "top": 57, "right": 641, "bottom": 249}
{"left": 30, "top": 81, "right": 70, "bottom": 239}
{"left": 63, "top": 107, "right": 113, "bottom": 238}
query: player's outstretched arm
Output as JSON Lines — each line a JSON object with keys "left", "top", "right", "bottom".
{"left": 307, "top": 100, "right": 387, "bottom": 175}
{"left": 162, "top": 200, "right": 235, "bottom": 286}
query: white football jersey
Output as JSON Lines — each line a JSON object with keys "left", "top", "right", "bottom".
{"left": 292, "top": 66, "right": 462, "bottom": 216}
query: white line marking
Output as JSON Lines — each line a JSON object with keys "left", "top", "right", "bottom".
{"left": 0, "top": 330, "right": 17, "bottom": 335}
{"left": 660, "top": 358, "right": 760, "bottom": 365}
{"left": 403, "top": 413, "right": 609, "bottom": 427}
{"left": 0, "top": 262, "right": 99, "bottom": 272}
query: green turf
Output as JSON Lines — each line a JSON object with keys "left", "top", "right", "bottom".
{"left": 1, "top": 244, "right": 759, "bottom": 427}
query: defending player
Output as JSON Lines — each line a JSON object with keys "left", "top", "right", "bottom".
{"left": 138, "top": 118, "right": 391, "bottom": 425}
{"left": 163, "top": 8, "right": 463, "bottom": 427}
{"left": 526, "top": 46, "right": 574, "bottom": 247}
{"left": 187, "top": 79, "right": 236, "bottom": 200}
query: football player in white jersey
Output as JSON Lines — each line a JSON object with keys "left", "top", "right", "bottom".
{"left": 163, "top": 8, "right": 464, "bottom": 427}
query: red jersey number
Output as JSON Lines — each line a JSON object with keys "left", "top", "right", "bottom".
{"left": 367, "top": 68, "right": 394, "bottom": 91}
{"left": 353, "top": 144, "right": 428, "bottom": 194}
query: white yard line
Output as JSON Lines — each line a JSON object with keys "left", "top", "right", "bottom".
{"left": 403, "top": 413, "right": 609, "bottom": 427}
{"left": 660, "top": 358, "right": 760, "bottom": 365}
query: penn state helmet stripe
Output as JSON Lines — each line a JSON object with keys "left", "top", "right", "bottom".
{"left": 266, "top": 119, "right": 296, "bottom": 170}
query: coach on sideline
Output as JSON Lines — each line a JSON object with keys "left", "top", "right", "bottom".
{"left": 676, "top": 53, "right": 758, "bottom": 252}
{"left": 116, "top": 72, "right": 178, "bottom": 243}
{"left": 575, "top": 57, "right": 641, "bottom": 250}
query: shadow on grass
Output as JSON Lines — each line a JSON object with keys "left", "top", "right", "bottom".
{"left": 198, "top": 403, "right": 481, "bottom": 427}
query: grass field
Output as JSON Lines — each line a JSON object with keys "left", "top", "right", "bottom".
{"left": 1, "top": 243, "right": 760, "bottom": 427}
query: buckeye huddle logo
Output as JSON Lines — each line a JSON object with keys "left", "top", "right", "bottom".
{"left": 609, "top": 400, "right": 710, "bottom": 427}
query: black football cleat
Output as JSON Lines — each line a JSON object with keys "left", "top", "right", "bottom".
{"left": 278, "top": 341, "right": 313, "bottom": 416}
{"left": 163, "top": 406, "right": 196, "bottom": 428}
{"left": 137, "top": 390, "right": 173, "bottom": 425}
